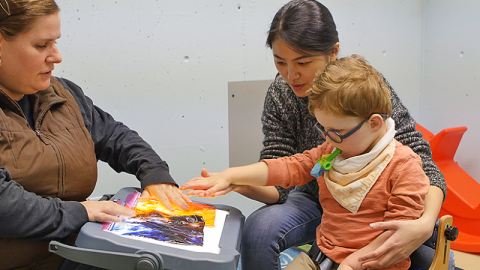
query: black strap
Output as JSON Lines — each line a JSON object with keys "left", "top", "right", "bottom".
{"left": 307, "top": 243, "right": 340, "bottom": 269}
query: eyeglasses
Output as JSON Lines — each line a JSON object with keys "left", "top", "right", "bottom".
{"left": 315, "top": 114, "right": 387, "bottom": 143}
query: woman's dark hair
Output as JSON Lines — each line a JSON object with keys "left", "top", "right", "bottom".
{"left": 0, "top": 0, "right": 59, "bottom": 41}
{"left": 266, "top": 0, "right": 339, "bottom": 56}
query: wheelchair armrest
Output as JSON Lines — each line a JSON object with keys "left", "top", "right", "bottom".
{"left": 429, "top": 215, "right": 457, "bottom": 270}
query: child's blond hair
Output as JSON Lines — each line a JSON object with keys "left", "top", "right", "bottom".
{"left": 308, "top": 55, "right": 392, "bottom": 119}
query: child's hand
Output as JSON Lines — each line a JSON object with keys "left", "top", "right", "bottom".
{"left": 180, "top": 168, "right": 233, "bottom": 198}
{"left": 181, "top": 163, "right": 267, "bottom": 198}
{"left": 200, "top": 168, "right": 214, "bottom": 177}
{"left": 180, "top": 177, "right": 231, "bottom": 198}
{"left": 199, "top": 168, "right": 239, "bottom": 197}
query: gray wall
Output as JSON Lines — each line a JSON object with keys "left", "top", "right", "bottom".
{"left": 55, "top": 0, "right": 479, "bottom": 217}
{"left": 422, "top": 0, "right": 480, "bottom": 178}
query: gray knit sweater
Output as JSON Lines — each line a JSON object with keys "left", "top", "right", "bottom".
{"left": 260, "top": 76, "right": 446, "bottom": 204}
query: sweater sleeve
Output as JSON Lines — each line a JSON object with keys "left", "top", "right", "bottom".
{"left": 57, "top": 78, "right": 177, "bottom": 189}
{"left": 0, "top": 167, "right": 88, "bottom": 240}
{"left": 260, "top": 79, "right": 299, "bottom": 202}
{"left": 386, "top": 79, "right": 446, "bottom": 200}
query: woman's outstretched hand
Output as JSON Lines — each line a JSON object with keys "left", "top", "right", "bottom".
{"left": 141, "top": 183, "right": 192, "bottom": 211}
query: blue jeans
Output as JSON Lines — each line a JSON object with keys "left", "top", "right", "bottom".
{"left": 240, "top": 190, "right": 455, "bottom": 270}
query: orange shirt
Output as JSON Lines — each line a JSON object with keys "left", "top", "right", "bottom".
{"left": 264, "top": 140, "right": 429, "bottom": 269}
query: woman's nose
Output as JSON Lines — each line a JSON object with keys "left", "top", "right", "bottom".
{"left": 46, "top": 44, "right": 62, "bottom": 64}
{"left": 287, "top": 65, "right": 299, "bottom": 81}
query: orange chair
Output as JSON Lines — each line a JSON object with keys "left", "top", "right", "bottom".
{"left": 416, "top": 124, "right": 480, "bottom": 253}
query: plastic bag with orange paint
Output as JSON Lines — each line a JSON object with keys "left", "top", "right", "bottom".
{"left": 102, "top": 190, "right": 216, "bottom": 246}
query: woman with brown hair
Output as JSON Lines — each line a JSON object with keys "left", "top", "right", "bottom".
{"left": 0, "top": 1, "right": 190, "bottom": 269}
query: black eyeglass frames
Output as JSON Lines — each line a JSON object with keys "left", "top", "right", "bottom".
{"left": 314, "top": 114, "right": 387, "bottom": 143}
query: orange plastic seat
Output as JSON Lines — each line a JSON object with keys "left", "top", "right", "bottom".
{"left": 416, "top": 124, "right": 480, "bottom": 253}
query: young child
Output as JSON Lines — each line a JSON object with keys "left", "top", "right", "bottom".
{"left": 181, "top": 55, "right": 430, "bottom": 270}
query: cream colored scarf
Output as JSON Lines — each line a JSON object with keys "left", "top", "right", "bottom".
{"left": 324, "top": 118, "right": 396, "bottom": 213}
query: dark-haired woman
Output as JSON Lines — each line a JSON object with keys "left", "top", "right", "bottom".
{"left": 232, "top": 1, "right": 453, "bottom": 269}
{"left": 0, "top": 1, "right": 190, "bottom": 269}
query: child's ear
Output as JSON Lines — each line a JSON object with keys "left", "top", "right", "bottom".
{"left": 368, "top": 114, "right": 385, "bottom": 132}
